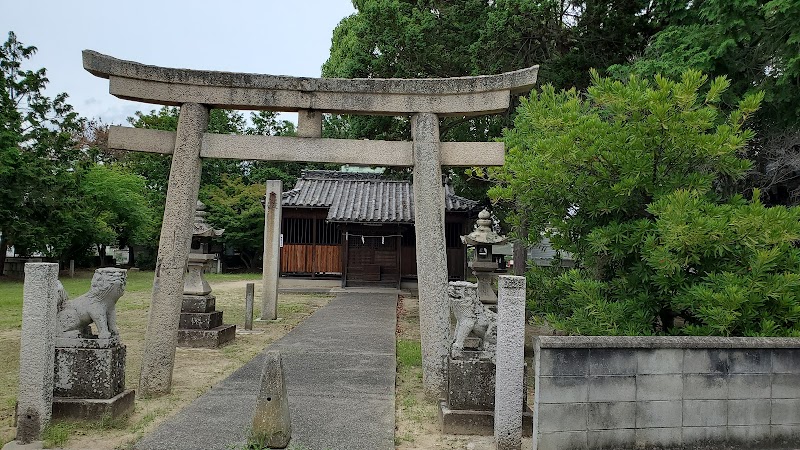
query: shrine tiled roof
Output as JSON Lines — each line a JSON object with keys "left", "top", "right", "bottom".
{"left": 282, "top": 170, "right": 477, "bottom": 223}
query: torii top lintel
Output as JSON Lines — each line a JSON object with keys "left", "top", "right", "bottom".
{"left": 83, "top": 50, "right": 538, "bottom": 117}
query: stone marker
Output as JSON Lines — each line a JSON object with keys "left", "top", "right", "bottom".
{"left": 494, "top": 275, "right": 526, "bottom": 450}
{"left": 261, "top": 180, "right": 282, "bottom": 321}
{"left": 245, "top": 283, "right": 254, "bottom": 331}
{"left": 252, "top": 351, "right": 291, "bottom": 448}
{"left": 15, "top": 263, "right": 59, "bottom": 445}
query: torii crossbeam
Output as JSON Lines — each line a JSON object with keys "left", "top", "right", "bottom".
{"left": 83, "top": 50, "right": 538, "bottom": 397}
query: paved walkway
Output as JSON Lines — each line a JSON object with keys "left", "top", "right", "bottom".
{"left": 135, "top": 292, "right": 397, "bottom": 450}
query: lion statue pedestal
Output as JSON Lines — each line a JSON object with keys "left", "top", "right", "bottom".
{"left": 52, "top": 268, "right": 135, "bottom": 420}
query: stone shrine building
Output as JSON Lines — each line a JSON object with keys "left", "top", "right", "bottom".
{"left": 280, "top": 170, "right": 477, "bottom": 287}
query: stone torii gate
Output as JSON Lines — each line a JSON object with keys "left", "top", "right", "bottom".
{"left": 82, "top": 50, "right": 538, "bottom": 397}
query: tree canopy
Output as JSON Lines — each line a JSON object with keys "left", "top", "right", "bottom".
{"left": 489, "top": 71, "right": 800, "bottom": 336}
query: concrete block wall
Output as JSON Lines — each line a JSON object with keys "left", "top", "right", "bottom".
{"left": 532, "top": 336, "right": 800, "bottom": 450}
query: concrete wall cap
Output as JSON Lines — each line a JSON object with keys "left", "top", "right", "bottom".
{"left": 534, "top": 335, "right": 800, "bottom": 349}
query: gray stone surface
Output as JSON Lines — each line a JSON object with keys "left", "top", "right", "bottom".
{"left": 438, "top": 401, "right": 533, "bottom": 437}
{"left": 447, "top": 357, "right": 496, "bottom": 410}
{"left": 531, "top": 338, "right": 800, "bottom": 449}
{"left": 57, "top": 268, "right": 127, "bottom": 339}
{"left": 449, "top": 281, "right": 496, "bottom": 356}
{"left": 495, "top": 276, "right": 526, "bottom": 450}
{"left": 178, "top": 311, "right": 223, "bottom": 330}
{"left": 244, "top": 283, "right": 254, "bottom": 331}
{"left": 297, "top": 110, "right": 322, "bottom": 138}
{"left": 110, "top": 125, "right": 506, "bottom": 167}
{"left": 412, "top": 112, "right": 449, "bottom": 397}
{"left": 139, "top": 102, "right": 209, "bottom": 397}
{"left": 252, "top": 351, "right": 291, "bottom": 448}
{"left": 261, "top": 180, "right": 282, "bottom": 321}
{"left": 180, "top": 294, "right": 215, "bottom": 313}
{"left": 135, "top": 292, "right": 396, "bottom": 450}
{"left": 537, "top": 335, "right": 800, "bottom": 349}
{"left": 52, "top": 389, "right": 135, "bottom": 420}
{"left": 176, "top": 324, "right": 236, "bottom": 348}
{"left": 84, "top": 50, "right": 538, "bottom": 116}
{"left": 16, "top": 263, "right": 59, "bottom": 444}
{"left": 54, "top": 341, "right": 126, "bottom": 398}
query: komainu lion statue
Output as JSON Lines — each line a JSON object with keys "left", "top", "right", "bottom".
{"left": 57, "top": 268, "right": 127, "bottom": 339}
{"left": 448, "top": 281, "right": 496, "bottom": 356}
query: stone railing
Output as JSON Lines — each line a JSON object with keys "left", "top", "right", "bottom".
{"left": 532, "top": 336, "right": 800, "bottom": 450}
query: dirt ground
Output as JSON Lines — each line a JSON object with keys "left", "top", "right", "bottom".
{"left": 0, "top": 279, "right": 329, "bottom": 450}
{"left": 394, "top": 296, "right": 534, "bottom": 450}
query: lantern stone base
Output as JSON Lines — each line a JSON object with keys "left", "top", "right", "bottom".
{"left": 52, "top": 389, "right": 135, "bottom": 420}
{"left": 177, "top": 293, "right": 236, "bottom": 348}
{"left": 177, "top": 324, "right": 236, "bottom": 348}
{"left": 181, "top": 294, "right": 216, "bottom": 313}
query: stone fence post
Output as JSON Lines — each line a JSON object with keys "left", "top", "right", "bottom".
{"left": 16, "top": 263, "right": 60, "bottom": 444}
{"left": 495, "top": 275, "right": 526, "bottom": 450}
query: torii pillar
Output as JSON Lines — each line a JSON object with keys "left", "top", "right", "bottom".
{"left": 82, "top": 49, "right": 537, "bottom": 397}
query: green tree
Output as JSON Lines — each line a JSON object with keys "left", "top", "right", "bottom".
{"left": 489, "top": 71, "right": 783, "bottom": 335}
{"left": 0, "top": 31, "right": 81, "bottom": 272}
{"left": 201, "top": 175, "right": 267, "bottom": 270}
{"left": 76, "top": 165, "right": 155, "bottom": 266}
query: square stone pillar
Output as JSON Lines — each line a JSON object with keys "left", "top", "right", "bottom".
{"left": 495, "top": 275, "right": 526, "bottom": 450}
{"left": 412, "top": 112, "right": 450, "bottom": 397}
{"left": 261, "top": 180, "right": 283, "bottom": 320}
{"left": 297, "top": 110, "right": 322, "bottom": 138}
{"left": 139, "top": 102, "right": 209, "bottom": 397}
{"left": 15, "top": 263, "right": 59, "bottom": 444}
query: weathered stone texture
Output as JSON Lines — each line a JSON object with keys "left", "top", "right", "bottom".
{"left": 52, "top": 389, "right": 135, "bottom": 420}
{"left": 84, "top": 50, "right": 538, "bottom": 116}
{"left": 447, "top": 357, "right": 496, "bottom": 410}
{"left": 495, "top": 275, "right": 526, "bottom": 450}
{"left": 16, "top": 263, "right": 59, "bottom": 444}
{"left": 176, "top": 325, "right": 236, "bottom": 348}
{"left": 109, "top": 126, "right": 505, "bottom": 167}
{"left": 296, "top": 110, "right": 322, "bottom": 138}
{"left": 411, "top": 112, "right": 449, "bottom": 397}
{"left": 532, "top": 337, "right": 800, "bottom": 450}
{"left": 261, "top": 180, "right": 282, "bottom": 321}
{"left": 53, "top": 341, "right": 125, "bottom": 399}
{"left": 252, "top": 351, "right": 291, "bottom": 448}
{"left": 139, "top": 102, "right": 209, "bottom": 397}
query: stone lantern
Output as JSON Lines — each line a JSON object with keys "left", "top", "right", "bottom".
{"left": 177, "top": 201, "right": 236, "bottom": 347}
{"left": 462, "top": 208, "right": 507, "bottom": 304}
{"left": 184, "top": 201, "right": 224, "bottom": 296}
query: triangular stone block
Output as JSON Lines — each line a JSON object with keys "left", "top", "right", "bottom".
{"left": 251, "top": 351, "right": 291, "bottom": 448}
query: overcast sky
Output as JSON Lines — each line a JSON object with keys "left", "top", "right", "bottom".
{"left": 1, "top": 0, "right": 357, "bottom": 125}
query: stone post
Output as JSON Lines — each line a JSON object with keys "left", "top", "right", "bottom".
{"left": 16, "top": 263, "right": 59, "bottom": 444}
{"left": 261, "top": 180, "right": 283, "bottom": 320}
{"left": 245, "top": 283, "right": 254, "bottom": 331}
{"left": 297, "top": 110, "right": 322, "bottom": 138}
{"left": 139, "top": 103, "right": 209, "bottom": 396}
{"left": 494, "top": 275, "right": 526, "bottom": 450}
{"left": 252, "top": 351, "right": 291, "bottom": 448}
{"left": 69, "top": 260, "right": 75, "bottom": 278}
{"left": 411, "top": 112, "right": 449, "bottom": 397}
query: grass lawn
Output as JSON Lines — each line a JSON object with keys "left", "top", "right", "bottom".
{"left": 0, "top": 270, "right": 329, "bottom": 449}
